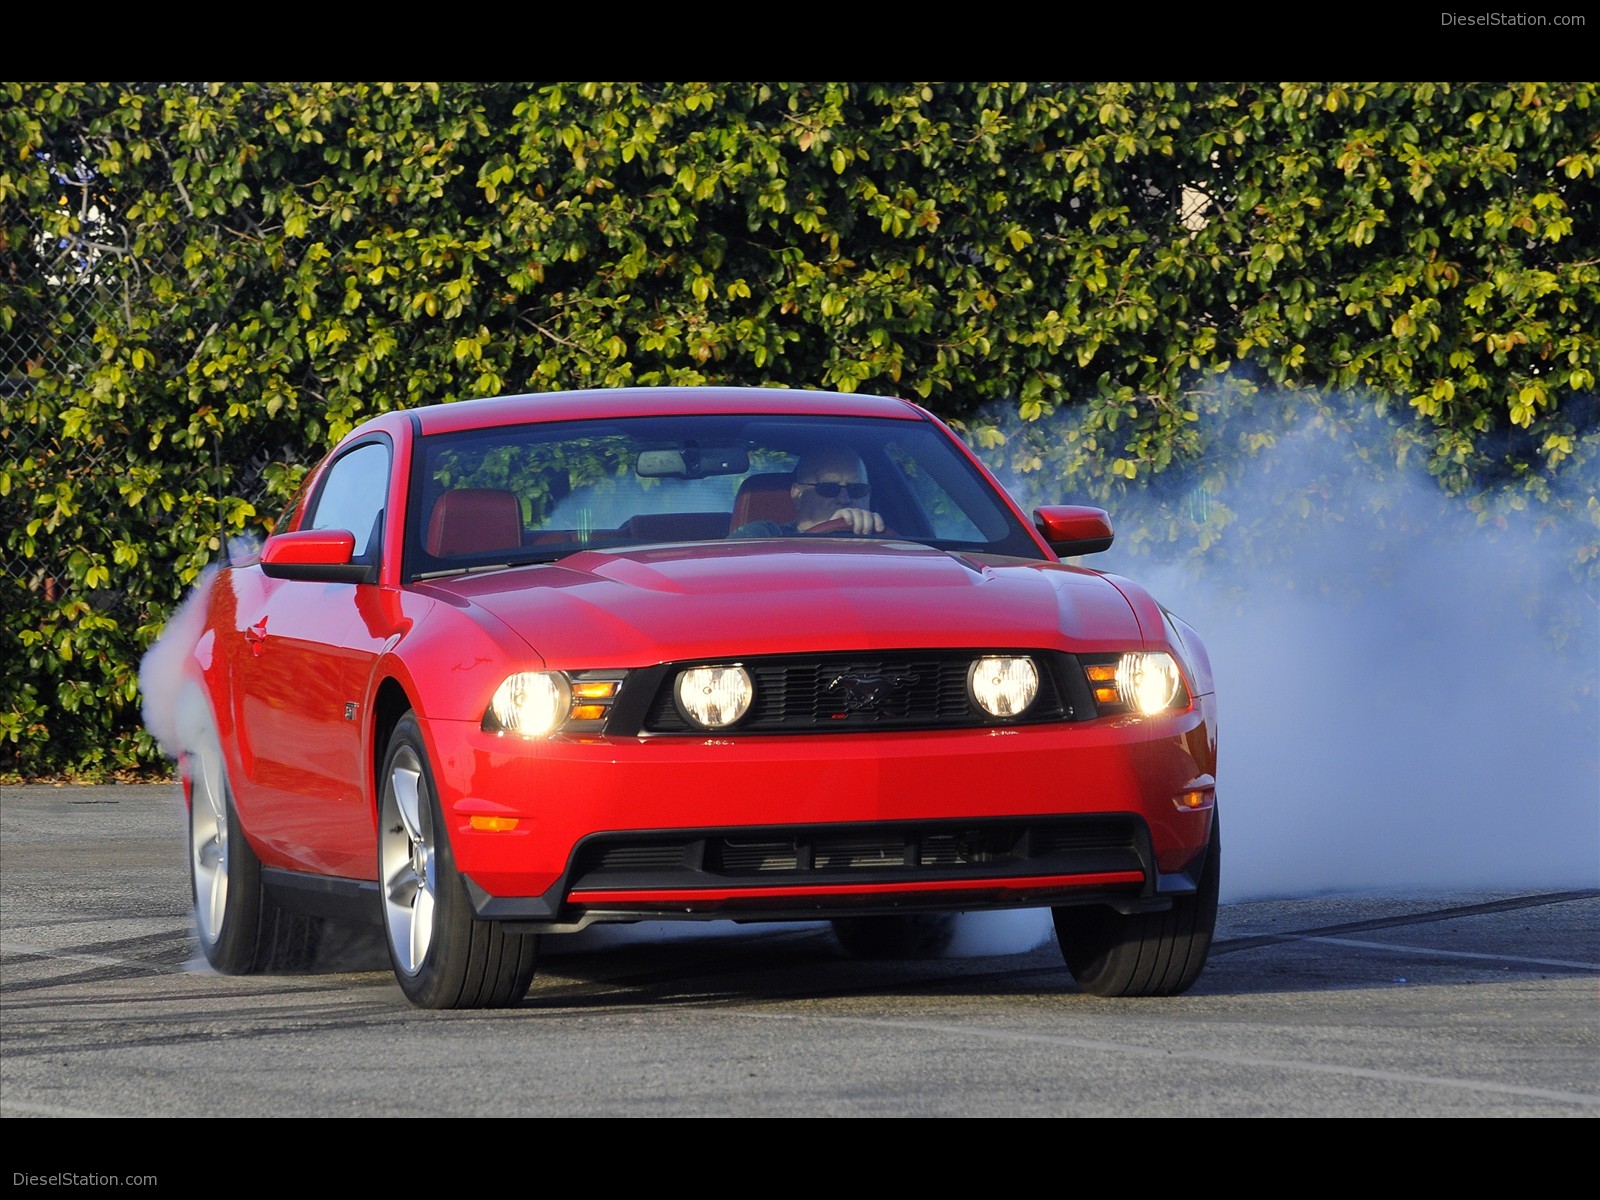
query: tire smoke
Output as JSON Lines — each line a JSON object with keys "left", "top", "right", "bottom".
{"left": 137, "top": 565, "right": 222, "bottom": 762}
{"left": 988, "top": 400, "right": 1599, "bottom": 904}
{"left": 138, "top": 536, "right": 262, "bottom": 763}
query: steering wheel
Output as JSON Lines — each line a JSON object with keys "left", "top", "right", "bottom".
{"left": 801, "top": 517, "right": 896, "bottom": 536}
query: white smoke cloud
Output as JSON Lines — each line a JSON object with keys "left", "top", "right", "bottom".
{"left": 138, "top": 537, "right": 260, "bottom": 762}
{"left": 989, "top": 398, "right": 1600, "bottom": 903}
{"left": 137, "top": 564, "right": 221, "bottom": 761}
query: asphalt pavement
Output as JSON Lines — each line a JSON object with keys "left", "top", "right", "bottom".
{"left": 2, "top": 781, "right": 1596, "bottom": 1129}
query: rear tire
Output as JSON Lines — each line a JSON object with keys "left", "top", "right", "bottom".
{"left": 1053, "top": 814, "right": 1220, "bottom": 997}
{"left": 831, "top": 913, "right": 957, "bottom": 959}
{"left": 379, "top": 713, "right": 538, "bottom": 1009}
{"left": 186, "top": 713, "right": 321, "bottom": 973}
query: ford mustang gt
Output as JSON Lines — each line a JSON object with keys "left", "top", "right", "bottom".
{"left": 174, "top": 386, "right": 1220, "bottom": 1008}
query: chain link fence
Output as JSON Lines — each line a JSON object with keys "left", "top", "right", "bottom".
{"left": 2, "top": 173, "right": 316, "bottom": 777}
{"left": 4, "top": 186, "right": 315, "bottom": 583}
{"left": 4, "top": 184, "right": 112, "bottom": 605}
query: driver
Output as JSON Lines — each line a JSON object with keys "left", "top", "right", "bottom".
{"left": 731, "top": 446, "right": 885, "bottom": 537}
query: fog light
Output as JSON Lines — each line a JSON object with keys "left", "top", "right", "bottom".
{"left": 676, "top": 665, "right": 753, "bottom": 728}
{"left": 969, "top": 656, "right": 1039, "bottom": 717}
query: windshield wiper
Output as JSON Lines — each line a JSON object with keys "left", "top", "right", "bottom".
{"left": 413, "top": 555, "right": 566, "bottom": 581}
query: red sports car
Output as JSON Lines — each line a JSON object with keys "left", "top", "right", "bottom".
{"left": 175, "top": 386, "right": 1219, "bottom": 1008}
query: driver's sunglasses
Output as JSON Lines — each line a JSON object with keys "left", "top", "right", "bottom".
{"left": 800, "top": 480, "right": 871, "bottom": 500}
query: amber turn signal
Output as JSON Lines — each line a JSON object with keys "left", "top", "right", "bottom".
{"left": 469, "top": 815, "right": 521, "bottom": 832}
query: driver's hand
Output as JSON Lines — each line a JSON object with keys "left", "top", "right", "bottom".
{"left": 831, "top": 506, "right": 884, "bottom": 534}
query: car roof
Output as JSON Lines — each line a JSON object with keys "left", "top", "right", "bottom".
{"left": 405, "top": 386, "right": 930, "bottom": 437}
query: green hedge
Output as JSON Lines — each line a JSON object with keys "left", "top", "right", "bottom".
{"left": 3, "top": 82, "right": 1596, "bottom": 778}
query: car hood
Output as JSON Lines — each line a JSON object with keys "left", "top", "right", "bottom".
{"left": 420, "top": 540, "right": 1144, "bottom": 666}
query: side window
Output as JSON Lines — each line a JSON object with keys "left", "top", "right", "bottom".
{"left": 306, "top": 440, "right": 390, "bottom": 558}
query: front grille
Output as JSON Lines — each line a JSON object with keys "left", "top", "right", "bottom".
{"left": 632, "top": 651, "right": 1077, "bottom": 734}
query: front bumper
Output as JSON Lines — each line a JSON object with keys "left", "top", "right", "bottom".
{"left": 418, "top": 700, "right": 1217, "bottom": 929}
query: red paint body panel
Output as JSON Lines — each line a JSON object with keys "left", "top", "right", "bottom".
{"left": 409, "top": 386, "right": 926, "bottom": 435}
{"left": 413, "top": 543, "right": 1145, "bottom": 706}
{"left": 204, "top": 567, "right": 389, "bottom": 876}
{"left": 259, "top": 528, "right": 357, "bottom": 566}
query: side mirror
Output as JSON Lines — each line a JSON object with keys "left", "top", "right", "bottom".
{"left": 259, "top": 529, "right": 376, "bottom": 583}
{"left": 1033, "top": 505, "right": 1114, "bottom": 557}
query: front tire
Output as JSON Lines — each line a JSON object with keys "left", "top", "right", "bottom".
{"left": 1053, "top": 814, "right": 1220, "bottom": 997}
{"left": 186, "top": 717, "right": 321, "bottom": 973}
{"left": 379, "top": 713, "right": 538, "bottom": 1009}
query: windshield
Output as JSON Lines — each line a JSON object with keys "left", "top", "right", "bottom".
{"left": 404, "top": 412, "right": 1042, "bottom": 579}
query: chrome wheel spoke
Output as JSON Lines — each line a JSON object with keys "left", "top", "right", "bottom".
{"left": 381, "top": 749, "right": 435, "bottom": 975}
{"left": 199, "top": 754, "right": 227, "bottom": 826}
{"left": 409, "top": 881, "right": 435, "bottom": 968}
{"left": 196, "top": 835, "right": 225, "bottom": 872}
{"left": 384, "top": 856, "right": 420, "bottom": 909}
{"left": 189, "top": 758, "right": 230, "bottom": 943}
{"left": 202, "top": 846, "right": 229, "bottom": 936}
{"left": 392, "top": 763, "right": 424, "bottom": 846}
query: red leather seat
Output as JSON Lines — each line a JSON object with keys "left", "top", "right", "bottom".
{"left": 729, "top": 474, "right": 796, "bottom": 532}
{"left": 426, "top": 489, "right": 522, "bottom": 557}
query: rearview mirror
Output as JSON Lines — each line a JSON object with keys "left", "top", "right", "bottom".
{"left": 636, "top": 445, "right": 751, "bottom": 479}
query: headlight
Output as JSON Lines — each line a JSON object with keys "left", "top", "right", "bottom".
{"left": 1116, "top": 652, "right": 1184, "bottom": 715}
{"left": 1082, "top": 652, "right": 1190, "bottom": 716}
{"left": 675, "top": 665, "right": 753, "bottom": 729}
{"left": 969, "top": 656, "right": 1039, "bottom": 718}
{"left": 488, "top": 672, "right": 571, "bottom": 738}
{"left": 484, "top": 670, "right": 626, "bottom": 738}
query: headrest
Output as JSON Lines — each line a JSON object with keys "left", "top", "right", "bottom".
{"left": 729, "top": 473, "right": 796, "bottom": 532}
{"left": 426, "top": 488, "right": 522, "bottom": 557}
